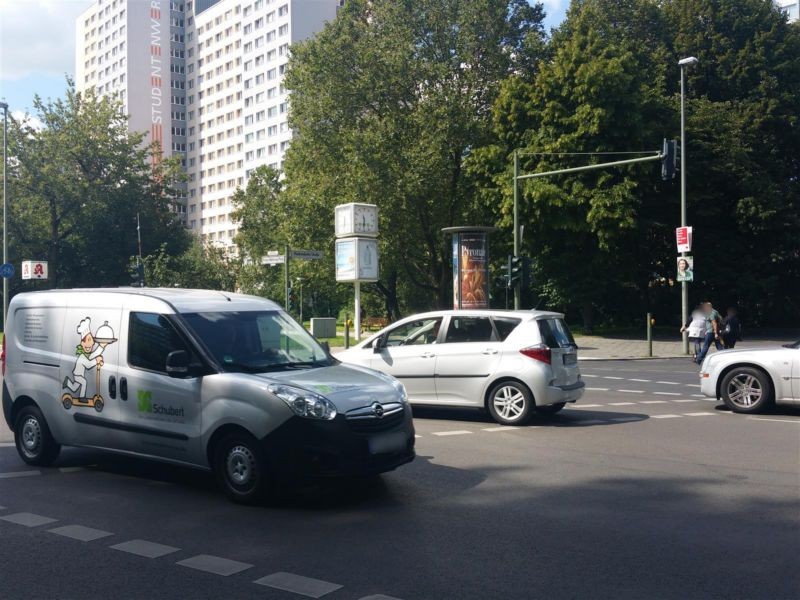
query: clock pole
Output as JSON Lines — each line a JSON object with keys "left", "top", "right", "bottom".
{"left": 354, "top": 281, "right": 361, "bottom": 341}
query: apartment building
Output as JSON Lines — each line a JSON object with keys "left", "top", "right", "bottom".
{"left": 76, "top": 0, "right": 341, "bottom": 247}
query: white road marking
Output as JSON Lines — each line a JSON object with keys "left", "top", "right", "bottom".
{"left": 432, "top": 430, "right": 472, "bottom": 436}
{"left": 0, "top": 512, "right": 58, "bottom": 527}
{"left": 656, "top": 381, "right": 681, "bottom": 385}
{"left": 748, "top": 417, "right": 800, "bottom": 424}
{"left": 672, "top": 399, "right": 696, "bottom": 403}
{"left": 686, "top": 384, "right": 701, "bottom": 388}
{"left": 582, "top": 374, "right": 598, "bottom": 378}
{"left": 414, "top": 435, "right": 422, "bottom": 439}
{"left": 608, "top": 402, "right": 635, "bottom": 406}
{"left": 639, "top": 400, "right": 668, "bottom": 404}
{"left": 652, "top": 414, "right": 682, "bottom": 419}
{"left": 684, "top": 412, "right": 716, "bottom": 417}
{"left": 654, "top": 392, "right": 681, "bottom": 396}
{"left": 603, "top": 376, "right": 624, "bottom": 380}
{"left": 618, "top": 389, "right": 645, "bottom": 394}
{"left": 0, "top": 442, "right": 14, "bottom": 447}
{"left": 691, "top": 394, "right": 705, "bottom": 398}
{"left": 628, "top": 379, "right": 651, "bottom": 382}
{"left": 0, "top": 470, "right": 41, "bottom": 479}
{"left": 254, "top": 572, "right": 343, "bottom": 598}
{"left": 482, "top": 426, "right": 519, "bottom": 432}
{"left": 177, "top": 555, "right": 253, "bottom": 577}
{"left": 572, "top": 404, "right": 603, "bottom": 408}
{"left": 48, "top": 525, "right": 113, "bottom": 542}
{"left": 111, "top": 539, "right": 181, "bottom": 558}
{"left": 586, "top": 387, "right": 610, "bottom": 391}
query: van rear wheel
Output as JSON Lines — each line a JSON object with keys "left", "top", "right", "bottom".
{"left": 15, "top": 405, "right": 61, "bottom": 466}
{"left": 212, "top": 431, "right": 271, "bottom": 504}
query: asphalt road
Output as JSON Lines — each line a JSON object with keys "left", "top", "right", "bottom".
{"left": 1, "top": 359, "right": 798, "bottom": 599}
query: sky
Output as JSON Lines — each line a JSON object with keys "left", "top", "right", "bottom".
{"left": 0, "top": 0, "right": 569, "bottom": 118}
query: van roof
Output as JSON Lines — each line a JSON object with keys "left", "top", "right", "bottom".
{"left": 13, "top": 288, "right": 282, "bottom": 313}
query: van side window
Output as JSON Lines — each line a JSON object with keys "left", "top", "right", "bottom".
{"left": 128, "top": 312, "right": 188, "bottom": 373}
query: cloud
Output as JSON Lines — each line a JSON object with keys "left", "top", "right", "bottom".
{"left": 0, "top": 0, "right": 90, "bottom": 81}
{"left": 11, "top": 109, "right": 44, "bottom": 130}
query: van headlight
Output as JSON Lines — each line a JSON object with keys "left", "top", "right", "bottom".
{"left": 268, "top": 384, "right": 337, "bottom": 420}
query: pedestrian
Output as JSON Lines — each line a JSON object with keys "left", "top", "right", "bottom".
{"left": 695, "top": 301, "right": 723, "bottom": 365}
{"left": 680, "top": 306, "right": 706, "bottom": 360}
{"left": 722, "top": 307, "right": 742, "bottom": 349}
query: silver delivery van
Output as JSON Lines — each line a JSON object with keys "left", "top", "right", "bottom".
{"left": 1, "top": 289, "right": 415, "bottom": 503}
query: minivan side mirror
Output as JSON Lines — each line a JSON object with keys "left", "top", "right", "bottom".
{"left": 166, "top": 350, "right": 190, "bottom": 377}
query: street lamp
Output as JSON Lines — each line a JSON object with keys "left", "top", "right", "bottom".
{"left": 0, "top": 101, "right": 8, "bottom": 332}
{"left": 678, "top": 56, "right": 698, "bottom": 355}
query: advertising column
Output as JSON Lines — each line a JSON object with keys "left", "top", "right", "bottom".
{"left": 443, "top": 227, "right": 496, "bottom": 310}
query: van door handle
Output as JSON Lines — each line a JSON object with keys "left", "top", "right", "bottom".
{"left": 120, "top": 377, "right": 128, "bottom": 401}
{"left": 108, "top": 375, "right": 116, "bottom": 399}
{"left": 482, "top": 349, "right": 499, "bottom": 355}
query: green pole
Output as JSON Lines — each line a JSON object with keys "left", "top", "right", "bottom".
{"left": 513, "top": 150, "right": 521, "bottom": 310}
{"left": 680, "top": 66, "right": 689, "bottom": 355}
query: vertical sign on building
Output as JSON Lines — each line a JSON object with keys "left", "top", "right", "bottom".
{"left": 148, "top": 0, "right": 170, "bottom": 166}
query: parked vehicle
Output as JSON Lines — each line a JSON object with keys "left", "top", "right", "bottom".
{"left": 339, "top": 310, "right": 585, "bottom": 425}
{"left": 699, "top": 340, "right": 800, "bottom": 413}
{"left": 2, "top": 289, "right": 414, "bottom": 503}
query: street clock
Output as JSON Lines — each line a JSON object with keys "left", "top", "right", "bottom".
{"left": 335, "top": 203, "right": 379, "bottom": 238}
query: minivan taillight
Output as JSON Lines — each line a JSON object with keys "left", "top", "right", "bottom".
{"left": 520, "top": 344, "right": 551, "bottom": 364}
{"left": 1, "top": 334, "right": 6, "bottom": 376}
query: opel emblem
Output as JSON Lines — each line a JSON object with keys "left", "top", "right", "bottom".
{"left": 372, "top": 402, "right": 384, "bottom": 418}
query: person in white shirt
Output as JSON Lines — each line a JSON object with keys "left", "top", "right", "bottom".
{"left": 680, "top": 307, "right": 706, "bottom": 360}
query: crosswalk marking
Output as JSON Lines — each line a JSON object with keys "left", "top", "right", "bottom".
{"left": 651, "top": 414, "right": 681, "bottom": 419}
{"left": 432, "top": 430, "right": 473, "bottom": 436}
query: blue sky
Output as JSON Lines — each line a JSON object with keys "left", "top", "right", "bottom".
{"left": 0, "top": 0, "right": 569, "bottom": 118}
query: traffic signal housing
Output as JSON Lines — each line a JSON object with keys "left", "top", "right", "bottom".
{"left": 130, "top": 261, "right": 145, "bottom": 287}
{"left": 508, "top": 255, "right": 532, "bottom": 289}
{"left": 661, "top": 138, "right": 677, "bottom": 180}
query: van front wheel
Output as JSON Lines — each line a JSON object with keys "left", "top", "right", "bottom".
{"left": 213, "top": 431, "right": 271, "bottom": 504}
{"left": 15, "top": 405, "right": 61, "bottom": 466}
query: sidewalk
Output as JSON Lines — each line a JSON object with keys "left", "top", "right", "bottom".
{"left": 574, "top": 335, "right": 791, "bottom": 360}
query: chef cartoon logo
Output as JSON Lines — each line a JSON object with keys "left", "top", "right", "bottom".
{"left": 62, "top": 318, "right": 117, "bottom": 412}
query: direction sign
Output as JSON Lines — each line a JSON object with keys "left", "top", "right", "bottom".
{"left": 291, "top": 249, "right": 324, "bottom": 260}
{"left": 267, "top": 250, "right": 280, "bottom": 256}
{"left": 0, "top": 263, "right": 14, "bottom": 279}
{"left": 261, "top": 255, "right": 285, "bottom": 265}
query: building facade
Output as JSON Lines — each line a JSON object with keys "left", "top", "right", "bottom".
{"left": 776, "top": 0, "right": 799, "bottom": 21}
{"left": 76, "top": 0, "right": 341, "bottom": 247}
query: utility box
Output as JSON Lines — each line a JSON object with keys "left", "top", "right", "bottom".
{"left": 310, "top": 318, "right": 337, "bottom": 339}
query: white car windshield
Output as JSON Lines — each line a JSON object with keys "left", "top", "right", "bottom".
{"left": 182, "top": 311, "right": 332, "bottom": 372}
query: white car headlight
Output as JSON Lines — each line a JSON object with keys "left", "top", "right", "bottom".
{"left": 268, "top": 384, "right": 337, "bottom": 421}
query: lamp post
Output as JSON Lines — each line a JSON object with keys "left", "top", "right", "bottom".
{"left": 678, "top": 56, "right": 698, "bottom": 355}
{"left": 0, "top": 101, "right": 8, "bottom": 331}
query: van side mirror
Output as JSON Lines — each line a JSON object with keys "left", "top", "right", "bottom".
{"left": 373, "top": 337, "right": 385, "bottom": 354}
{"left": 166, "top": 350, "right": 190, "bottom": 377}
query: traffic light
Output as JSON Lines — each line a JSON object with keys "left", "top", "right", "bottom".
{"left": 661, "top": 138, "right": 677, "bottom": 180}
{"left": 287, "top": 287, "right": 297, "bottom": 312}
{"left": 508, "top": 255, "right": 522, "bottom": 288}
{"left": 130, "top": 261, "right": 145, "bottom": 287}
{"left": 521, "top": 256, "right": 532, "bottom": 289}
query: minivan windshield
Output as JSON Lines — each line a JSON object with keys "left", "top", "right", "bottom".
{"left": 182, "top": 311, "right": 332, "bottom": 373}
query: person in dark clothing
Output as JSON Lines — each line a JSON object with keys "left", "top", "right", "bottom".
{"left": 722, "top": 307, "right": 742, "bottom": 349}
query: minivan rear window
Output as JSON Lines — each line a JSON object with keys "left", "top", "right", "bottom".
{"left": 492, "top": 317, "right": 521, "bottom": 341}
{"left": 538, "top": 318, "right": 576, "bottom": 348}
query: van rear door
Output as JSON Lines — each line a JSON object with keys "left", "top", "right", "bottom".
{"left": 537, "top": 318, "right": 580, "bottom": 386}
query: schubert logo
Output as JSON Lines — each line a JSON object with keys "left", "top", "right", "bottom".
{"left": 137, "top": 390, "right": 184, "bottom": 417}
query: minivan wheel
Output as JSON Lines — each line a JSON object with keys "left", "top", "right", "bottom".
{"left": 487, "top": 381, "right": 534, "bottom": 425}
{"left": 537, "top": 402, "right": 566, "bottom": 416}
{"left": 213, "top": 431, "right": 271, "bottom": 504}
{"left": 721, "top": 367, "right": 773, "bottom": 414}
{"left": 14, "top": 405, "right": 61, "bottom": 466}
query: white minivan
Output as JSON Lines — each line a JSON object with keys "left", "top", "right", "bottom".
{"left": 2, "top": 289, "right": 415, "bottom": 503}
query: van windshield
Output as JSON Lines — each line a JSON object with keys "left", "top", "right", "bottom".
{"left": 182, "top": 311, "right": 332, "bottom": 373}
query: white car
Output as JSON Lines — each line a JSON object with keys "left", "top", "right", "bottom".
{"left": 338, "top": 310, "right": 585, "bottom": 425}
{"left": 700, "top": 340, "right": 800, "bottom": 413}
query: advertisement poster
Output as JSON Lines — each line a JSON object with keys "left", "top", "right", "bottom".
{"left": 676, "top": 256, "right": 694, "bottom": 282}
{"left": 357, "top": 238, "right": 379, "bottom": 281}
{"left": 458, "top": 233, "right": 489, "bottom": 309}
{"left": 676, "top": 226, "right": 693, "bottom": 253}
{"left": 335, "top": 239, "right": 356, "bottom": 281}
{"left": 452, "top": 237, "right": 460, "bottom": 309}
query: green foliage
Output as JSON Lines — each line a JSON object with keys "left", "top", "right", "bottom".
{"left": 135, "top": 242, "right": 239, "bottom": 291}
{"left": 6, "top": 80, "right": 191, "bottom": 293}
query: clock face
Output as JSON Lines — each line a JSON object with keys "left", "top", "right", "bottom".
{"left": 353, "top": 206, "right": 378, "bottom": 233}
{"left": 336, "top": 206, "right": 352, "bottom": 236}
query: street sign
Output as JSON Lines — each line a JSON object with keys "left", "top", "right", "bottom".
{"left": 21, "top": 261, "right": 48, "bottom": 280}
{"left": 676, "top": 226, "right": 692, "bottom": 253}
{"left": 291, "top": 249, "right": 324, "bottom": 260}
{"left": 261, "top": 255, "right": 285, "bottom": 265}
{"left": 0, "top": 263, "right": 14, "bottom": 279}
{"left": 267, "top": 250, "right": 280, "bottom": 256}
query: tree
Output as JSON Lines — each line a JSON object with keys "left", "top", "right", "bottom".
{"left": 6, "top": 81, "right": 190, "bottom": 293}
{"left": 281, "top": 0, "right": 546, "bottom": 317}
{"left": 135, "top": 242, "right": 239, "bottom": 291}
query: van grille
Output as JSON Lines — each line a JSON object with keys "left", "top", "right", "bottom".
{"left": 345, "top": 403, "right": 406, "bottom": 434}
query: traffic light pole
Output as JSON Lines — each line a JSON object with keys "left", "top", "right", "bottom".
{"left": 679, "top": 67, "right": 689, "bottom": 355}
